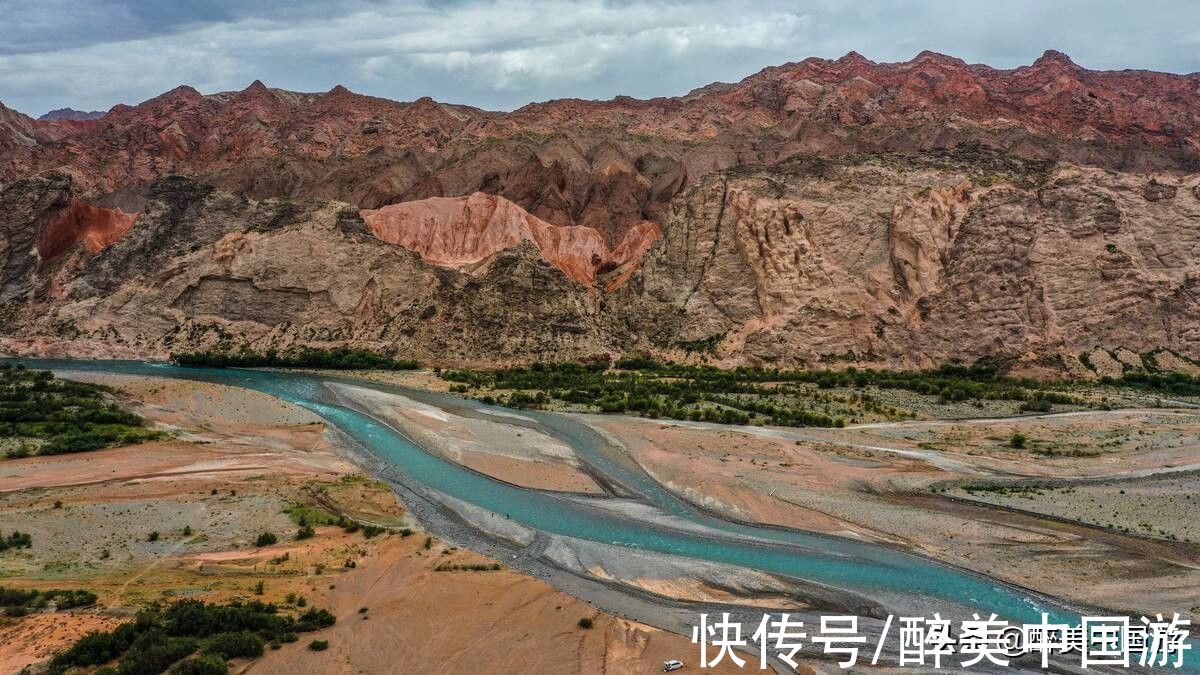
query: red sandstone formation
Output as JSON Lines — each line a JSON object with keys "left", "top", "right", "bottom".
{"left": 38, "top": 200, "right": 138, "bottom": 261}
{"left": 360, "top": 193, "right": 659, "bottom": 287}
{"left": 2, "top": 50, "right": 1197, "bottom": 237}
{"left": 3, "top": 51, "right": 1200, "bottom": 367}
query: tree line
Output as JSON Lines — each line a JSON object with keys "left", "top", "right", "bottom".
{"left": 171, "top": 346, "right": 419, "bottom": 371}
{"left": 49, "top": 599, "right": 336, "bottom": 675}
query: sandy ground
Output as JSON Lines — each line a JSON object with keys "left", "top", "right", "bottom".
{"left": 586, "top": 413, "right": 1200, "bottom": 618}
{"left": 9, "top": 368, "right": 1195, "bottom": 671}
{"left": 843, "top": 409, "right": 1200, "bottom": 478}
{"left": 329, "top": 382, "right": 604, "bottom": 494}
{"left": 0, "top": 373, "right": 711, "bottom": 674}
{"left": 950, "top": 474, "right": 1200, "bottom": 542}
{"left": 0, "top": 613, "right": 127, "bottom": 672}
{"left": 297, "top": 368, "right": 454, "bottom": 393}
{"left": 245, "top": 534, "right": 740, "bottom": 675}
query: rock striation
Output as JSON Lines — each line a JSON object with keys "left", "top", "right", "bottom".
{"left": 4, "top": 50, "right": 1199, "bottom": 243}
{"left": 38, "top": 199, "right": 137, "bottom": 260}
{"left": 360, "top": 193, "right": 659, "bottom": 287}
{"left": 1, "top": 51, "right": 1200, "bottom": 371}
{"left": 614, "top": 151, "right": 1200, "bottom": 368}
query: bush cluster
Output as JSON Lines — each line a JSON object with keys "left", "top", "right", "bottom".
{"left": 1106, "top": 371, "right": 1200, "bottom": 397}
{"left": 0, "top": 587, "right": 97, "bottom": 616}
{"left": 0, "top": 364, "right": 161, "bottom": 458}
{"left": 171, "top": 346, "right": 418, "bottom": 371}
{"left": 443, "top": 359, "right": 1087, "bottom": 428}
{"left": 48, "top": 599, "right": 335, "bottom": 675}
{"left": 0, "top": 530, "right": 32, "bottom": 552}
{"left": 434, "top": 562, "right": 502, "bottom": 572}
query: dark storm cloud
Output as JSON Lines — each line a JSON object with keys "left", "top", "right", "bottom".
{"left": 1, "top": 0, "right": 1198, "bottom": 117}
{"left": 1, "top": 1, "right": 385, "bottom": 54}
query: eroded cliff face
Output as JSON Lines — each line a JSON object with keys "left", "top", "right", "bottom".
{"left": 360, "top": 192, "right": 659, "bottom": 287}
{"left": 0, "top": 173, "right": 137, "bottom": 304}
{"left": 5, "top": 50, "right": 1199, "bottom": 254}
{"left": 2, "top": 48, "right": 1200, "bottom": 369}
{"left": 0, "top": 156, "right": 1197, "bottom": 369}
{"left": 0, "top": 177, "right": 609, "bottom": 364}
{"left": 913, "top": 169, "right": 1200, "bottom": 363}
{"left": 614, "top": 152, "right": 1200, "bottom": 368}
{"left": 37, "top": 199, "right": 137, "bottom": 260}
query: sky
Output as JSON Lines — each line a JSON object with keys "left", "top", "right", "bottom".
{"left": 2, "top": 0, "right": 1199, "bottom": 117}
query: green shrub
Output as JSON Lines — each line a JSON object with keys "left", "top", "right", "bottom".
{"left": 296, "top": 608, "right": 336, "bottom": 631}
{"left": 0, "top": 368, "right": 162, "bottom": 459}
{"left": 438, "top": 358, "right": 1089, "bottom": 430}
{"left": 113, "top": 632, "right": 198, "bottom": 675}
{"left": 308, "top": 640, "right": 329, "bottom": 652}
{"left": 172, "top": 346, "right": 418, "bottom": 371}
{"left": 48, "top": 599, "right": 336, "bottom": 675}
{"left": 169, "top": 654, "right": 228, "bottom": 675}
{"left": 203, "top": 631, "right": 264, "bottom": 659}
{"left": 0, "top": 531, "right": 32, "bottom": 551}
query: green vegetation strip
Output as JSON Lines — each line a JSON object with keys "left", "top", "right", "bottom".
{"left": 169, "top": 345, "right": 1200, "bottom": 428}
{"left": 171, "top": 346, "right": 418, "bottom": 370}
{"left": 434, "top": 562, "right": 503, "bottom": 572}
{"left": 1106, "top": 371, "right": 1200, "bottom": 397}
{"left": 283, "top": 503, "right": 398, "bottom": 539}
{"left": 441, "top": 358, "right": 1095, "bottom": 428}
{"left": 0, "top": 364, "right": 162, "bottom": 459}
{"left": 1, "top": 587, "right": 96, "bottom": 617}
{"left": 47, "top": 599, "right": 335, "bottom": 675}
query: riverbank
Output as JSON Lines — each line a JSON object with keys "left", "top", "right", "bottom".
{"left": 583, "top": 411, "right": 1200, "bottom": 618}
{"left": 4, "top": 361, "right": 1195, "bottom": 673}
{"left": 0, "top": 372, "right": 717, "bottom": 674}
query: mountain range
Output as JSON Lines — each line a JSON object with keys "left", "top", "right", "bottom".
{"left": 36, "top": 108, "right": 107, "bottom": 122}
{"left": 1, "top": 50, "right": 1198, "bottom": 374}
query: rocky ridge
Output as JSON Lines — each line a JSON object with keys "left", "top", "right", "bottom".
{"left": 360, "top": 193, "right": 660, "bottom": 288}
{"left": 37, "top": 108, "right": 107, "bottom": 122}
{"left": 4, "top": 50, "right": 1199, "bottom": 236}
{"left": 1, "top": 51, "right": 1199, "bottom": 371}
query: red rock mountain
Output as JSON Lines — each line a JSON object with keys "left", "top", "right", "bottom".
{"left": 37, "top": 108, "right": 106, "bottom": 122}
{"left": 361, "top": 193, "right": 659, "bottom": 288}
{"left": 5, "top": 51, "right": 1199, "bottom": 222}
{"left": 1, "top": 51, "right": 1199, "bottom": 370}
{"left": 37, "top": 200, "right": 137, "bottom": 260}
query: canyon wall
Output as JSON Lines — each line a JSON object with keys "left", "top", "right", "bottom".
{"left": 2, "top": 51, "right": 1199, "bottom": 371}
{"left": 2, "top": 152, "right": 1197, "bottom": 373}
{"left": 360, "top": 193, "right": 658, "bottom": 287}
{"left": 614, "top": 152, "right": 1200, "bottom": 369}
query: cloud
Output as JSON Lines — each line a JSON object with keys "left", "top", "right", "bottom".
{"left": 1, "top": 0, "right": 1197, "bottom": 117}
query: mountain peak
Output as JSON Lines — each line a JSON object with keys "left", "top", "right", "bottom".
{"left": 1033, "top": 49, "right": 1078, "bottom": 68}
{"left": 39, "top": 108, "right": 106, "bottom": 122}
{"left": 237, "top": 80, "right": 278, "bottom": 100}
{"left": 837, "top": 51, "right": 874, "bottom": 66}
{"left": 911, "top": 50, "right": 967, "bottom": 68}
{"left": 156, "top": 85, "right": 203, "bottom": 104}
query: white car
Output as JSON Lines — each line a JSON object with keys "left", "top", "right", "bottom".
{"left": 663, "top": 659, "right": 684, "bottom": 672}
